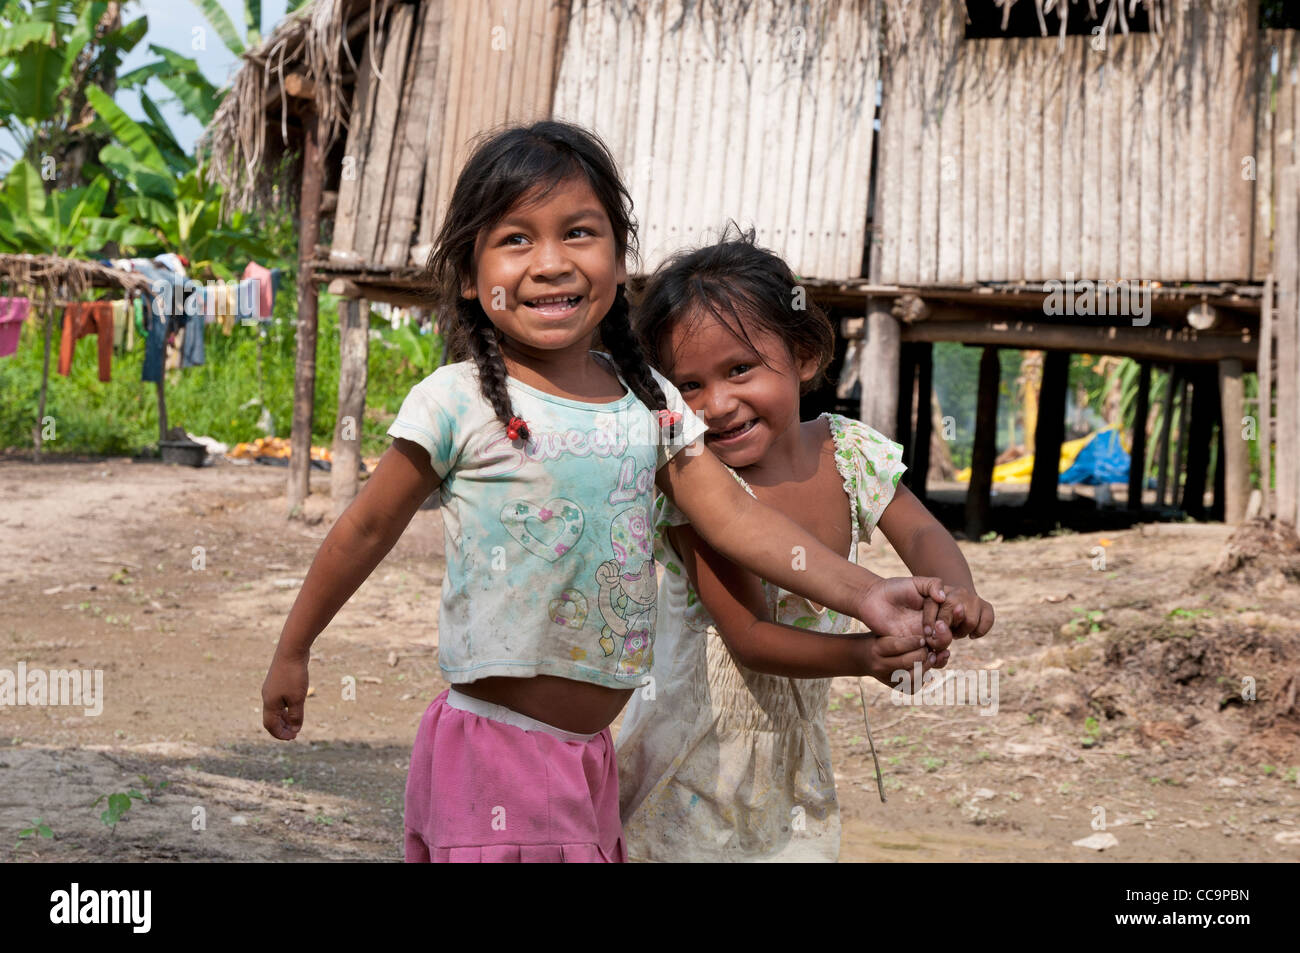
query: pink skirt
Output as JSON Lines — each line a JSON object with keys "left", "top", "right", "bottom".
{"left": 404, "top": 688, "right": 627, "bottom": 862}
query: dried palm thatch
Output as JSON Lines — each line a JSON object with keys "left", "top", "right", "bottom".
{"left": 204, "top": 0, "right": 362, "bottom": 214}
{"left": 0, "top": 254, "right": 155, "bottom": 300}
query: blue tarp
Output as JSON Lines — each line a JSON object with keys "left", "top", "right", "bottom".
{"left": 1059, "top": 428, "right": 1130, "bottom": 485}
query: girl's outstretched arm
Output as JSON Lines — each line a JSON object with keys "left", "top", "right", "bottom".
{"left": 665, "top": 523, "right": 948, "bottom": 681}
{"left": 655, "top": 440, "right": 951, "bottom": 648}
{"left": 262, "top": 438, "right": 441, "bottom": 740}
{"left": 876, "top": 483, "right": 995, "bottom": 640}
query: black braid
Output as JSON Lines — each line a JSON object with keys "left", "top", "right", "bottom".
{"left": 460, "top": 308, "right": 530, "bottom": 441}
{"left": 598, "top": 287, "right": 678, "bottom": 443}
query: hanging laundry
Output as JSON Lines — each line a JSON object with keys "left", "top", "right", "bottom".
{"left": 136, "top": 262, "right": 183, "bottom": 383}
{"left": 110, "top": 299, "right": 134, "bottom": 353}
{"left": 58, "top": 302, "right": 113, "bottom": 382}
{"left": 182, "top": 307, "right": 205, "bottom": 367}
{"left": 242, "top": 261, "right": 275, "bottom": 320}
{"left": 153, "top": 253, "right": 188, "bottom": 277}
{"left": 134, "top": 295, "right": 145, "bottom": 341}
{"left": 235, "top": 278, "right": 259, "bottom": 328}
{"left": 0, "top": 297, "right": 32, "bottom": 358}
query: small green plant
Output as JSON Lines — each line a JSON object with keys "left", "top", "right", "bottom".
{"left": 1070, "top": 607, "right": 1106, "bottom": 635}
{"left": 921, "top": 757, "right": 945, "bottom": 773}
{"left": 1081, "top": 716, "right": 1102, "bottom": 748}
{"left": 1262, "top": 764, "right": 1276, "bottom": 776}
{"left": 91, "top": 790, "right": 147, "bottom": 834}
{"left": 1284, "top": 766, "right": 1298, "bottom": 784}
{"left": 136, "top": 774, "right": 169, "bottom": 802}
{"left": 15, "top": 817, "right": 53, "bottom": 849}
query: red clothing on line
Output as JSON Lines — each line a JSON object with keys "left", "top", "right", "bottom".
{"left": 58, "top": 302, "right": 114, "bottom": 382}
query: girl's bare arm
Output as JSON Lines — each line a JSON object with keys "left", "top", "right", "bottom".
{"left": 273, "top": 438, "right": 441, "bottom": 661}
{"left": 655, "top": 440, "right": 947, "bottom": 642}
{"left": 665, "top": 524, "right": 942, "bottom": 680}
{"left": 877, "top": 484, "right": 994, "bottom": 638}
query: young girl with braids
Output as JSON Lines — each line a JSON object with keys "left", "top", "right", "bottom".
{"left": 261, "top": 121, "right": 955, "bottom": 863}
{"left": 616, "top": 229, "right": 995, "bottom": 862}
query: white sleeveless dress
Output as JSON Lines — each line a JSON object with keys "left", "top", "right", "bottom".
{"left": 616, "top": 412, "right": 907, "bottom": 862}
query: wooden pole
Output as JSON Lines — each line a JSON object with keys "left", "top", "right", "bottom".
{"left": 896, "top": 342, "right": 916, "bottom": 481}
{"left": 1181, "top": 365, "right": 1217, "bottom": 519}
{"left": 1155, "top": 365, "right": 1177, "bottom": 507}
{"left": 1260, "top": 276, "right": 1273, "bottom": 520}
{"left": 34, "top": 289, "right": 54, "bottom": 460}
{"left": 1027, "top": 350, "right": 1069, "bottom": 521}
{"left": 332, "top": 297, "right": 370, "bottom": 517}
{"left": 1127, "top": 360, "right": 1151, "bottom": 512}
{"left": 1172, "top": 376, "right": 1191, "bottom": 508}
{"left": 912, "top": 342, "right": 933, "bottom": 505}
{"left": 860, "top": 299, "right": 900, "bottom": 437}
{"left": 1218, "top": 357, "right": 1249, "bottom": 523}
{"left": 964, "top": 346, "right": 1000, "bottom": 540}
{"left": 289, "top": 107, "right": 324, "bottom": 515}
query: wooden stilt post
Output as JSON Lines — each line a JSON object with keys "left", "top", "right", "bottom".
{"left": 332, "top": 297, "right": 370, "bottom": 517}
{"left": 861, "top": 299, "right": 900, "bottom": 437}
{"left": 1128, "top": 360, "right": 1152, "bottom": 511}
{"left": 1260, "top": 276, "right": 1273, "bottom": 520}
{"left": 34, "top": 289, "right": 54, "bottom": 461}
{"left": 1218, "top": 358, "right": 1248, "bottom": 523}
{"left": 896, "top": 342, "right": 916, "bottom": 481}
{"left": 913, "top": 342, "right": 933, "bottom": 505}
{"left": 1276, "top": 166, "right": 1299, "bottom": 528}
{"left": 1172, "top": 375, "right": 1192, "bottom": 507}
{"left": 1027, "top": 350, "right": 1069, "bottom": 522}
{"left": 1181, "top": 365, "right": 1217, "bottom": 519}
{"left": 964, "top": 346, "right": 1000, "bottom": 540}
{"left": 1155, "top": 365, "right": 1177, "bottom": 507}
{"left": 289, "top": 107, "right": 324, "bottom": 515}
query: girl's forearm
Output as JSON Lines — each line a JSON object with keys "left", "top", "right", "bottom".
{"left": 896, "top": 524, "right": 975, "bottom": 590}
{"left": 274, "top": 510, "right": 399, "bottom": 660}
{"left": 726, "top": 620, "right": 869, "bottom": 679}
{"left": 698, "top": 494, "right": 883, "bottom": 617}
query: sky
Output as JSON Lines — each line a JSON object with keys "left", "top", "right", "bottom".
{"left": 1, "top": 0, "right": 291, "bottom": 169}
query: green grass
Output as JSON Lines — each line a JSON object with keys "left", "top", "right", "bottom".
{"left": 0, "top": 291, "right": 441, "bottom": 458}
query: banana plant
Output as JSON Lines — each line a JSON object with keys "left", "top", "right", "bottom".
{"left": 83, "top": 85, "right": 269, "bottom": 277}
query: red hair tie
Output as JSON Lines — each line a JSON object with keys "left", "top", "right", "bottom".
{"left": 506, "top": 415, "right": 529, "bottom": 440}
{"left": 657, "top": 409, "right": 682, "bottom": 428}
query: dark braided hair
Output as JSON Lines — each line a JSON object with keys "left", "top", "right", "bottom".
{"left": 426, "top": 120, "right": 673, "bottom": 441}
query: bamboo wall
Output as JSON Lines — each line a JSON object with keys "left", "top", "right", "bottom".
{"left": 873, "top": 0, "right": 1262, "bottom": 285}
{"left": 329, "top": 0, "right": 560, "bottom": 270}
{"left": 549, "top": 0, "right": 881, "bottom": 277}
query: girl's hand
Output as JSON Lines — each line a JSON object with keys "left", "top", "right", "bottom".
{"left": 854, "top": 630, "right": 950, "bottom": 690}
{"left": 855, "top": 576, "right": 954, "bottom": 655}
{"left": 940, "top": 585, "right": 995, "bottom": 640}
{"left": 262, "top": 650, "right": 310, "bottom": 740}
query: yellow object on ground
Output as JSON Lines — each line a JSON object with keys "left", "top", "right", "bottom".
{"left": 955, "top": 433, "right": 1096, "bottom": 484}
{"left": 226, "top": 436, "right": 332, "bottom": 461}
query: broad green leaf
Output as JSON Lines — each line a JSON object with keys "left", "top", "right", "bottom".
{"left": 1, "top": 160, "right": 49, "bottom": 223}
{"left": 146, "top": 46, "right": 221, "bottom": 125}
{"left": 84, "top": 85, "right": 167, "bottom": 172}
{"left": 187, "top": 0, "right": 246, "bottom": 56}
{"left": 246, "top": 0, "right": 261, "bottom": 45}
{"left": 0, "top": 21, "right": 54, "bottom": 57}
{"left": 98, "top": 144, "right": 176, "bottom": 201}
{"left": 7, "top": 44, "right": 63, "bottom": 122}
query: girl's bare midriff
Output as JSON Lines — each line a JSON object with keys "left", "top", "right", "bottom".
{"left": 455, "top": 675, "right": 634, "bottom": 735}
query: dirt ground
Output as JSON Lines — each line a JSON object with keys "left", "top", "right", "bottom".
{"left": 1, "top": 456, "right": 1297, "bottom": 863}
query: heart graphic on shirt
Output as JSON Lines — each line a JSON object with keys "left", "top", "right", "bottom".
{"left": 500, "top": 497, "right": 584, "bottom": 562}
{"left": 548, "top": 589, "right": 589, "bottom": 629}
